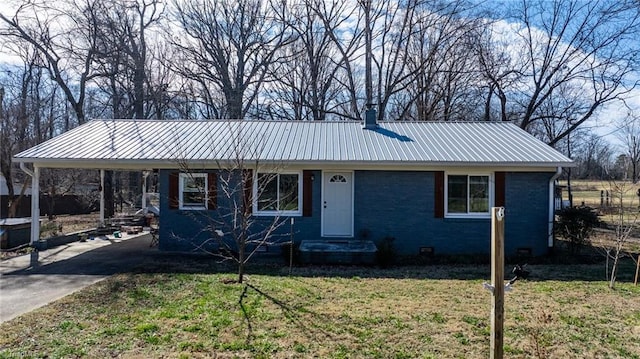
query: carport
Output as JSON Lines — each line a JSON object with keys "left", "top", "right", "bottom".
{"left": 15, "top": 165, "right": 156, "bottom": 246}
{"left": 12, "top": 126, "right": 162, "bottom": 246}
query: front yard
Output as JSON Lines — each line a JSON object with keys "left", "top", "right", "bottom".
{"left": 1, "top": 258, "right": 639, "bottom": 359}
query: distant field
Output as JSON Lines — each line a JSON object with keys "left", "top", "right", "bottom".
{"left": 557, "top": 180, "right": 640, "bottom": 228}
{"left": 560, "top": 180, "right": 640, "bottom": 209}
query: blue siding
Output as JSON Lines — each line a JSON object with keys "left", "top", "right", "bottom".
{"left": 504, "top": 172, "right": 554, "bottom": 256}
{"left": 354, "top": 171, "right": 492, "bottom": 255}
{"left": 354, "top": 171, "right": 553, "bottom": 256}
{"left": 157, "top": 169, "right": 216, "bottom": 252}
{"left": 158, "top": 169, "right": 553, "bottom": 256}
{"left": 157, "top": 169, "right": 323, "bottom": 253}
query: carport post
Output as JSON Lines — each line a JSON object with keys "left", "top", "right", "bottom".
{"left": 30, "top": 166, "right": 40, "bottom": 245}
{"left": 100, "top": 169, "right": 105, "bottom": 223}
{"left": 142, "top": 170, "right": 149, "bottom": 210}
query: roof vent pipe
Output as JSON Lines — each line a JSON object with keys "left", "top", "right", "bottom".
{"left": 363, "top": 103, "right": 377, "bottom": 129}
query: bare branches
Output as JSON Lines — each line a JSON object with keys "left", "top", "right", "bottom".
{"left": 616, "top": 115, "right": 640, "bottom": 183}
{"left": 0, "top": 0, "right": 111, "bottom": 124}
{"left": 1, "top": 0, "right": 639, "bottom": 155}
{"left": 509, "top": 0, "right": 640, "bottom": 145}
{"left": 170, "top": 122, "right": 290, "bottom": 283}
{"left": 170, "top": 0, "right": 296, "bottom": 119}
{"left": 593, "top": 180, "right": 639, "bottom": 289}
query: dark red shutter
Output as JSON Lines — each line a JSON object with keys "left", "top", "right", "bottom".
{"left": 168, "top": 172, "right": 179, "bottom": 209}
{"left": 434, "top": 171, "right": 444, "bottom": 218}
{"left": 207, "top": 172, "right": 217, "bottom": 210}
{"left": 495, "top": 172, "right": 506, "bottom": 207}
{"left": 303, "top": 170, "right": 313, "bottom": 217}
{"left": 243, "top": 169, "right": 253, "bottom": 215}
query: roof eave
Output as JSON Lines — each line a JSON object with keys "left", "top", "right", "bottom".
{"left": 13, "top": 157, "right": 575, "bottom": 170}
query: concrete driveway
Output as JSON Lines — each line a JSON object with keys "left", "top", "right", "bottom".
{"left": 0, "top": 233, "right": 159, "bottom": 323}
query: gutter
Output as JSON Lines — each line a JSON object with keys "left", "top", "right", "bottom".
{"left": 548, "top": 166, "right": 563, "bottom": 248}
{"left": 11, "top": 157, "right": 575, "bottom": 170}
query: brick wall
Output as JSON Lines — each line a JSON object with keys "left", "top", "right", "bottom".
{"left": 158, "top": 169, "right": 554, "bottom": 256}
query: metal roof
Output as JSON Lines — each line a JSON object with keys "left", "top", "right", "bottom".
{"left": 13, "top": 119, "right": 574, "bottom": 168}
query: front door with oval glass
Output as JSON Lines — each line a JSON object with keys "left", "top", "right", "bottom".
{"left": 322, "top": 172, "right": 353, "bottom": 237}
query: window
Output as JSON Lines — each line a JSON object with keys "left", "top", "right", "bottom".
{"left": 254, "top": 172, "right": 302, "bottom": 215}
{"left": 179, "top": 173, "right": 207, "bottom": 210}
{"left": 446, "top": 174, "right": 491, "bottom": 216}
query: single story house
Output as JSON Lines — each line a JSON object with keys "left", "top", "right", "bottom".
{"left": 13, "top": 112, "right": 573, "bottom": 257}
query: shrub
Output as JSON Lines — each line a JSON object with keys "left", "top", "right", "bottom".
{"left": 555, "top": 206, "right": 601, "bottom": 253}
{"left": 280, "top": 242, "right": 300, "bottom": 265}
{"left": 376, "top": 236, "right": 397, "bottom": 268}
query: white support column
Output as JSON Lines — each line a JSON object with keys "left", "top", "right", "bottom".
{"left": 100, "top": 169, "right": 105, "bottom": 223}
{"left": 30, "top": 166, "right": 40, "bottom": 245}
{"left": 142, "top": 171, "right": 149, "bottom": 210}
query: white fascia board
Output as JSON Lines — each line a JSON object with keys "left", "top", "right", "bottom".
{"left": 269, "top": 161, "right": 573, "bottom": 172}
{"left": 14, "top": 159, "right": 176, "bottom": 170}
{"left": 15, "top": 157, "right": 573, "bottom": 172}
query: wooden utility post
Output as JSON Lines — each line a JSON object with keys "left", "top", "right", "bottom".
{"left": 491, "top": 207, "right": 505, "bottom": 359}
{"left": 635, "top": 254, "right": 639, "bottom": 286}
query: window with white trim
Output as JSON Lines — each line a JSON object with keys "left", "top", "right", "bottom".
{"left": 446, "top": 174, "right": 491, "bottom": 216}
{"left": 254, "top": 172, "right": 302, "bottom": 215}
{"left": 179, "top": 173, "right": 208, "bottom": 210}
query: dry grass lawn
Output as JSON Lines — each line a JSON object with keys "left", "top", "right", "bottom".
{"left": 0, "top": 260, "right": 639, "bottom": 358}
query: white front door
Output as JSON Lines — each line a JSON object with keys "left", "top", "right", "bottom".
{"left": 322, "top": 171, "right": 353, "bottom": 237}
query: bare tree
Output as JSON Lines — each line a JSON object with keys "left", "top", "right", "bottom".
{"left": 312, "top": 0, "right": 365, "bottom": 120}
{"left": 0, "top": 0, "right": 167, "bottom": 218}
{"left": 506, "top": 0, "right": 640, "bottom": 146}
{"left": 205, "top": 165, "right": 287, "bottom": 284}
{"left": 617, "top": 116, "right": 640, "bottom": 183}
{"left": 0, "top": 0, "right": 118, "bottom": 125}
{"left": 359, "top": 0, "right": 482, "bottom": 122}
{"left": 0, "top": 81, "right": 30, "bottom": 218}
{"left": 90, "top": 0, "right": 165, "bottom": 120}
{"left": 171, "top": 0, "right": 295, "bottom": 120}
{"left": 87, "top": 0, "right": 166, "bottom": 214}
{"left": 0, "top": 47, "right": 68, "bottom": 217}
{"left": 592, "top": 181, "right": 638, "bottom": 289}
{"left": 400, "top": 5, "right": 486, "bottom": 121}
{"left": 574, "top": 133, "right": 614, "bottom": 180}
{"left": 475, "top": 21, "right": 527, "bottom": 122}
{"left": 171, "top": 124, "right": 291, "bottom": 283}
{"left": 264, "top": 0, "right": 346, "bottom": 121}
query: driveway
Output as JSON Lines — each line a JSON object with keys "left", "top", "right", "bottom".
{"left": 0, "top": 233, "right": 159, "bottom": 323}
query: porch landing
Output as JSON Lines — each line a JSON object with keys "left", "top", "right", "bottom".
{"left": 299, "top": 240, "right": 377, "bottom": 265}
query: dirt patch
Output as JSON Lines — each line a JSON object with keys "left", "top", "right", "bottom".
{"left": 40, "top": 213, "right": 101, "bottom": 237}
{"left": 1, "top": 213, "right": 101, "bottom": 260}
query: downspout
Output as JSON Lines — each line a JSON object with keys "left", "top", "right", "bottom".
{"left": 100, "top": 170, "right": 105, "bottom": 224}
{"left": 20, "top": 162, "right": 40, "bottom": 246}
{"left": 548, "top": 167, "right": 562, "bottom": 248}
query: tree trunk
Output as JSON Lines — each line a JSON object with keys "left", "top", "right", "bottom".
{"left": 238, "top": 245, "right": 246, "bottom": 284}
{"left": 7, "top": 182, "right": 29, "bottom": 218}
{"left": 104, "top": 171, "right": 115, "bottom": 217}
{"left": 609, "top": 251, "right": 620, "bottom": 289}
